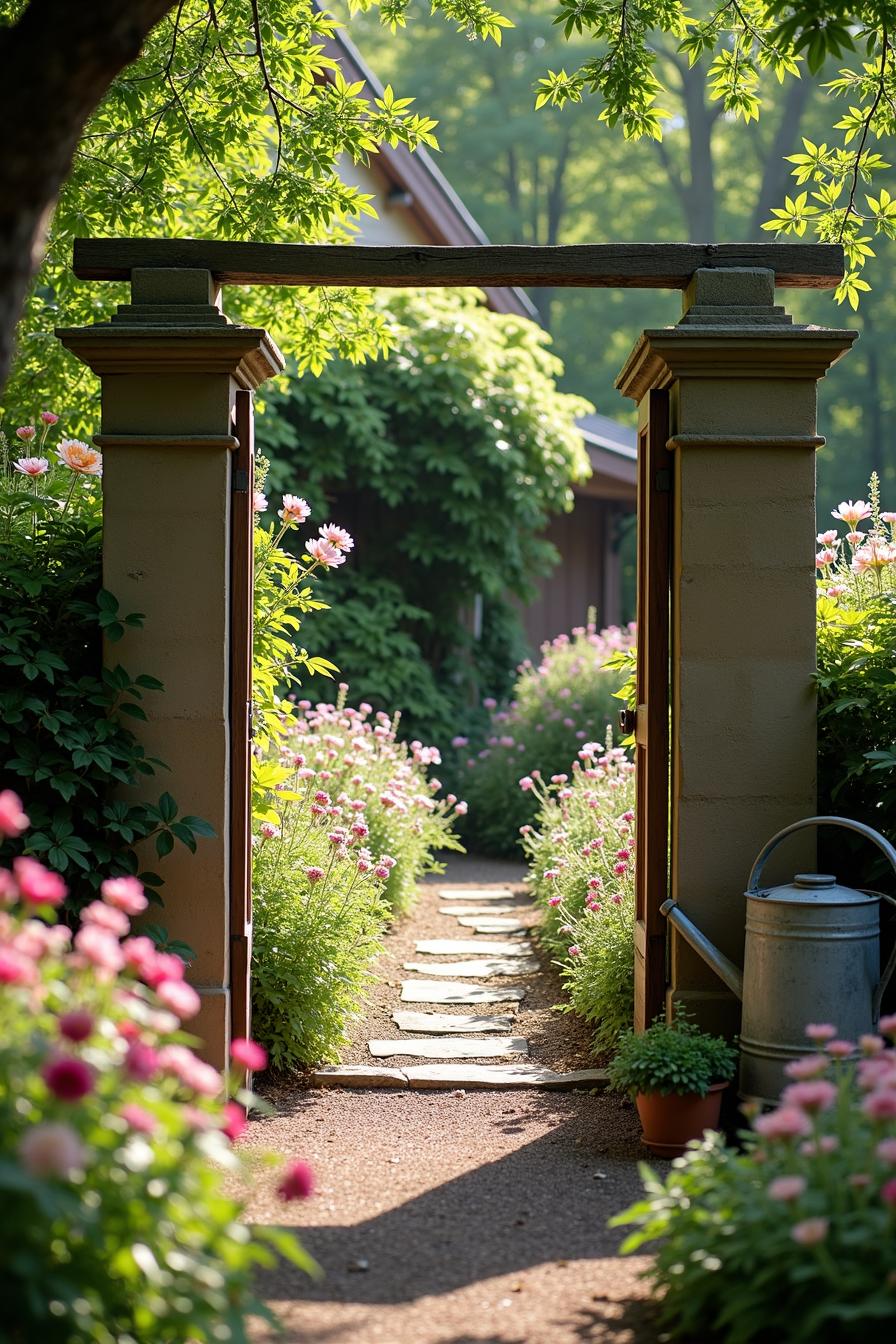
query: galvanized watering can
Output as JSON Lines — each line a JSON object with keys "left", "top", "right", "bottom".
{"left": 661, "top": 817, "right": 896, "bottom": 1105}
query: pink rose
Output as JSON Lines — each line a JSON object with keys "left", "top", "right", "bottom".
{"left": 13, "top": 857, "right": 66, "bottom": 906}
{"left": 0, "top": 790, "right": 29, "bottom": 837}
{"left": 100, "top": 876, "right": 147, "bottom": 915}
{"left": 81, "top": 900, "right": 130, "bottom": 938}
{"left": 157, "top": 979, "right": 201, "bottom": 1020}
{"left": 231, "top": 1038, "right": 268, "bottom": 1072}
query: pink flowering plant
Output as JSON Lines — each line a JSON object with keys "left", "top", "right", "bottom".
{"left": 0, "top": 795, "right": 314, "bottom": 1343}
{"left": 521, "top": 736, "right": 636, "bottom": 1053}
{"left": 612, "top": 1019, "right": 896, "bottom": 1342}
{"left": 456, "top": 616, "right": 635, "bottom": 856}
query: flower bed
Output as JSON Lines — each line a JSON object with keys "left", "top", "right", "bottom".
{"left": 522, "top": 739, "right": 636, "bottom": 1054}
{"left": 454, "top": 618, "right": 635, "bottom": 856}
{"left": 613, "top": 1020, "right": 896, "bottom": 1342}
{"left": 0, "top": 791, "right": 312, "bottom": 1343}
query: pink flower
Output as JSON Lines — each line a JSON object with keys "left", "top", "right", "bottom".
{"left": 768, "top": 1175, "right": 806, "bottom": 1201}
{"left": 13, "top": 456, "right": 49, "bottom": 476}
{"left": 781, "top": 1080, "right": 837, "bottom": 1113}
{"left": 753, "top": 1106, "right": 812, "bottom": 1140}
{"left": 519, "top": 776, "right": 534, "bottom": 791}
{"left": 42, "top": 1056, "right": 94, "bottom": 1102}
{"left": 373, "top": 865, "right": 390, "bottom": 880}
{"left": 81, "top": 899, "right": 130, "bottom": 937}
{"left": 306, "top": 867, "right": 325, "bottom": 884}
{"left": 124, "top": 1041, "right": 159, "bottom": 1082}
{"left": 482, "top": 697, "right": 497, "bottom": 711}
{"left": 805, "top": 1023, "right": 837, "bottom": 1043}
{"left": 158, "top": 1045, "right": 221, "bottom": 1097}
{"left": 57, "top": 439, "right": 102, "bottom": 475}
{"left": 815, "top": 548, "right": 836, "bottom": 568}
{"left": 825, "top": 1039, "right": 854, "bottom": 1059}
{"left": 18, "top": 1122, "right": 85, "bottom": 1178}
{"left": 58, "top": 1010, "right": 94, "bottom": 1043}
{"left": 832, "top": 499, "right": 872, "bottom": 527}
{"left": 451, "top": 736, "right": 469, "bottom": 748}
{"left": 74, "top": 924, "right": 125, "bottom": 974}
{"left": 0, "top": 947, "right": 36, "bottom": 985}
{"left": 305, "top": 537, "right": 345, "bottom": 568}
{"left": 15, "top": 425, "right": 35, "bottom": 441}
{"left": 882, "top": 1179, "right": 896, "bottom": 1208}
{"left": 548, "top": 895, "right": 562, "bottom": 907}
{"left": 817, "top": 530, "right": 838, "bottom": 545}
{"left": 101, "top": 876, "right": 147, "bottom": 915}
{"left": 568, "top": 945, "right": 581, "bottom": 958}
{"left": 121, "top": 1103, "right": 157, "bottom": 1134}
{"left": 880, "top": 1014, "right": 896, "bottom": 1037}
{"left": 877, "top": 1138, "right": 896, "bottom": 1164}
{"left": 860, "top": 1034, "right": 885, "bottom": 1056}
{"left": 883, "top": 512, "right": 896, "bottom": 524}
{"left": 279, "top": 494, "right": 311, "bottom": 525}
{"left": 40, "top": 410, "right": 59, "bottom": 425}
{"left": 784, "top": 1055, "right": 829, "bottom": 1080}
{"left": 231, "top": 1037, "right": 268, "bottom": 1072}
{"left": 0, "top": 789, "right": 29, "bottom": 837}
{"left": 791, "top": 1217, "right": 829, "bottom": 1246}
{"left": 259, "top": 821, "right": 280, "bottom": 840}
{"left": 852, "top": 538, "right": 896, "bottom": 574}
{"left": 13, "top": 857, "right": 66, "bottom": 906}
{"left": 222, "top": 1100, "right": 247, "bottom": 1142}
{"left": 455, "top": 801, "right": 468, "bottom": 816}
{"left": 544, "top": 869, "right": 560, "bottom": 882}
{"left": 863, "top": 1090, "right": 896, "bottom": 1121}
{"left": 157, "top": 979, "right": 201, "bottom": 1019}
{"left": 253, "top": 491, "right": 268, "bottom": 513}
{"left": 277, "top": 1160, "right": 315, "bottom": 1201}
{"left": 318, "top": 523, "right": 354, "bottom": 551}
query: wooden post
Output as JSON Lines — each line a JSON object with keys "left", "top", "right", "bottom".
{"left": 58, "top": 270, "right": 284, "bottom": 1068}
{"left": 618, "top": 270, "right": 856, "bottom": 1033}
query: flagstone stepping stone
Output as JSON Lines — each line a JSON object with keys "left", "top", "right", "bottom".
{"left": 310, "top": 1065, "right": 408, "bottom": 1088}
{"left": 392, "top": 1010, "right": 515, "bottom": 1034}
{"left": 368, "top": 1037, "right": 530, "bottom": 1060}
{"left": 403, "top": 958, "right": 537, "bottom": 977}
{"left": 437, "top": 905, "right": 520, "bottom": 916}
{"left": 438, "top": 888, "right": 516, "bottom": 901}
{"left": 400, "top": 980, "right": 527, "bottom": 1004}
{"left": 455, "top": 917, "right": 529, "bottom": 934}
{"left": 402, "top": 1064, "right": 610, "bottom": 1090}
{"left": 415, "top": 939, "right": 533, "bottom": 957}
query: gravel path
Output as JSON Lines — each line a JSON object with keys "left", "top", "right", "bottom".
{"left": 241, "top": 855, "right": 663, "bottom": 1342}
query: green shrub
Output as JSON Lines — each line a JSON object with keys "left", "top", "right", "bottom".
{"left": 0, "top": 421, "right": 211, "bottom": 913}
{"left": 612, "top": 1018, "right": 896, "bottom": 1343}
{"left": 455, "top": 618, "right": 635, "bottom": 856}
{"left": 258, "top": 287, "right": 591, "bottom": 742}
{"left": 522, "top": 739, "right": 636, "bottom": 1054}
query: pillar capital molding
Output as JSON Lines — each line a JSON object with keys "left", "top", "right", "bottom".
{"left": 56, "top": 322, "right": 285, "bottom": 390}
{"left": 616, "top": 324, "right": 857, "bottom": 403}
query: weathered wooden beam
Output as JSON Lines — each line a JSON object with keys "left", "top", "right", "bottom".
{"left": 73, "top": 238, "right": 845, "bottom": 289}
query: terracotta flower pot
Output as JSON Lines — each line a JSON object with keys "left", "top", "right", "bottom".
{"left": 635, "top": 1081, "right": 728, "bottom": 1158}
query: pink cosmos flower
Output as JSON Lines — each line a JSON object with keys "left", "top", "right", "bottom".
{"left": 81, "top": 899, "right": 130, "bottom": 938}
{"left": 15, "top": 425, "right": 35, "bottom": 441}
{"left": 42, "top": 1055, "right": 94, "bottom": 1102}
{"left": 277, "top": 1160, "right": 315, "bottom": 1201}
{"left": 805, "top": 1023, "right": 837, "bottom": 1043}
{"left": 817, "top": 530, "right": 838, "bottom": 545}
{"left": 852, "top": 538, "right": 896, "bottom": 574}
{"left": 57, "top": 439, "right": 102, "bottom": 475}
{"left": 124, "top": 1041, "right": 159, "bottom": 1082}
{"left": 815, "top": 548, "right": 836, "bottom": 568}
{"left": 58, "top": 1010, "right": 94, "bottom": 1043}
{"left": 781, "top": 1080, "right": 837, "bottom": 1113}
{"left": 279, "top": 494, "right": 311, "bottom": 525}
{"left": 13, "top": 456, "right": 49, "bottom": 476}
{"left": 74, "top": 924, "right": 125, "bottom": 974}
{"left": 231, "top": 1037, "right": 268, "bottom": 1072}
{"left": 832, "top": 499, "right": 872, "bottom": 527}
{"left": 121, "top": 1103, "right": 157, "bottom": 1134}
{"left": 222, "top": 1100, "right": 247, "bottom": 1142}
{"left": 318, "top": 523, "right": 354, "bottom": 551}
{"left": 18, "top": 1122, "right": 85, "bottom": 1178}
{"left": 306, "top": 867, "right": 325, "bottom": 884}
{"left": 753, "top": 1106, "right": 812, "bottom": 1140}
{"left": 791, "top": 1217, "right": 829, "bottom": 1246}
{"left": 768, "top": 1175, "right": 806, "bottom": 1202}
{"left": 305, "top": 537, "right": 345, "bottom": 568}
{"left": 40, "top": 410, "right": 59, "bottom": 425}
{"left": 100, "top": 875, "right": 148, "bottom": 915}
{"left": 253, "top": 491, "right": 268, "bottom": 513}
{"left": 157, "top": 978, "right": 201, "bottom": 1019}
{"left": 883, "top": 512, "right": 896, "bottom": 524}
{"left": 0, "top": 790, "right": 29, "bottom": 838}
{"left": 13, "top": 856, "right": 66, "bottom": 906}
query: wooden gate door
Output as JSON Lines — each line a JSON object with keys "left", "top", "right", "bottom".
{"left": 229, "top": 389, "right": 254, "bottom": 1045}
{"left": 633, "top": 388, "right": 673, "bottom": 1030}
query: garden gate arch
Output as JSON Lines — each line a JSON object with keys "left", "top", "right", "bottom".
{"left": 59, "top": 239, "right": 855, "bottom": 1066}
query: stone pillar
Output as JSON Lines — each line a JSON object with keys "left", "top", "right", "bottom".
{"left": 617, "top": 269, "right": 855, "bottom": 1033}
{"left": 58, "top": 271, "right": 284, "bottom": 1066}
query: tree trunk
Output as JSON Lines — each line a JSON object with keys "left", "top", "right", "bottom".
{"left": 680, "top": 64, "right": 717, "bottom": 240}
{"left": 538, "top": 129, "right": 573, "bottom": 329}
{"left": 748, "top": 78, "right": 814, "bottom": 238}
{"left": 0, "top": 0, "right": 175, "bottom": 395}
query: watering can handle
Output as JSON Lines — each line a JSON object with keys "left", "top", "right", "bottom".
{"left": 747, "top": 816, "right": 896, "bottom": 911}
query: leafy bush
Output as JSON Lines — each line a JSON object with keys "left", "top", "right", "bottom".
{"left": 613, "top": 1018, "right": 896, "bottom": 1343}
{"left": 607, "top": 1010, "right": 737, "bottom": 1098}
{"left": 455, "top": 618, "right": 635, "bottom": 856}
{"left": 0, "top": 795, "right": 312, "bottom": 1343}
{"left": 258, "top": 287, "right": 592, "bottom": 741}
{"left": 816, "top": 476, "right": 896, "bottom": 883}
{"left": 522, "top": 739, "right": 636, "bottom": 1054}
{"left": 0, "top": 419, "right": 211, "bottom": 912}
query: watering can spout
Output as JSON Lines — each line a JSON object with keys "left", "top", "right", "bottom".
{"left": 660, "top": 899, "right": 745, "bottom": 1000}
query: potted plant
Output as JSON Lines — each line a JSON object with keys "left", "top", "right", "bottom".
{"left": 607, "top": 1009, "right": 738, "bottom": 1157}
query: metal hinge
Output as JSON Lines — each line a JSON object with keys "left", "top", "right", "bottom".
{"left": 232, "top": 467, "right": 249, "bottom": 493}
{"left": 655, "top": 468, "right": 671, "bottom": 494}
